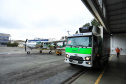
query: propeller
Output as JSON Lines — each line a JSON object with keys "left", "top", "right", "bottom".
{"left": 25, "top": 39, "right": 28, "bottom": 52}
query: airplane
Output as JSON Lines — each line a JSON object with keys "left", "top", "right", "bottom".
{"left": 24, "top": 38, "right": 66, "bottom": 54}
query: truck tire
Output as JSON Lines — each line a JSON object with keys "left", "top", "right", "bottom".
{"left": 94, "top": 61, "right": 101, "bottom": 70}
{"left": 69, "top": 63, "right": 75, "bottom": 66}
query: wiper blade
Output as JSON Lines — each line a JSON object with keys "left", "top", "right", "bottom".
{"left": 76, "top": 45, "right": 87, "bottom": 48}
{"left": 67, "top": 45, "right": 72, "bottom": 47}
{"left": 76, "top": 45, "right": 84, "bottom": 47}
{"left": 73, "top": 46, "right": 79, "bottom": 48}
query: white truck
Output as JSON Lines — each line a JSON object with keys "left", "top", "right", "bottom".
{"left": 64, "top": 26, "right": 110, "bottom": 69}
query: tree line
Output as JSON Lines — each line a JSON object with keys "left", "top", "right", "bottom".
{"left": 75, "top": 18, "right": 100, "bottom": 34}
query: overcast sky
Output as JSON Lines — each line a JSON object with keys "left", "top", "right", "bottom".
{"left": 0, "top": 0, "right": 93, "bottom": 40}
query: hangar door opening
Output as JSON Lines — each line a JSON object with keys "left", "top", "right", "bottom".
{"left": 111, "top": 33, "right": 126, "bottom": 55}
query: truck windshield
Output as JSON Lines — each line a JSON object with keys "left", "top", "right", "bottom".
{"left": 66, "top": 36, "right": 92, "bottom": 47}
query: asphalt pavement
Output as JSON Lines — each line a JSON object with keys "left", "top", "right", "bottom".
{"left": 0, "top": 47, "right": 83, "bottom": 84}
{"left": 1, "top": 47, "right": 125, "bottom": 84}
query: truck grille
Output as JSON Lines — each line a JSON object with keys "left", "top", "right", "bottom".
{"left": 69, "top": 56, "right": 83, "bottom": 64}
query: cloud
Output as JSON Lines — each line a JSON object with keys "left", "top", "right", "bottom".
{"left": 0, "top": 0, "right": 94, "bottom": 40}
{"left": 0, "top": 17, "right": 25, "bottom": 29}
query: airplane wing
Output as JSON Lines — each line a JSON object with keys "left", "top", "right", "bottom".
{"left": 43, "top": 39, "right": 66, "bottom": 43}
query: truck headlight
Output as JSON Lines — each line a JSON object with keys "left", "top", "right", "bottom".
{"left": 66, "top": 54, "right": 69, "bottom": 58}
{"left": 85, "top": 56, "right": 91, "bottom": 61}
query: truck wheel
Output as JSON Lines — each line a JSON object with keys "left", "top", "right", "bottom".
{"left": 94, "top": 61, "right": 101, "bottom": 70}
{"left": 106, "top": 57, "right": 109, "bottom": 63}
{"left": 69, "top": 63, "right": 75, "bottom": 66}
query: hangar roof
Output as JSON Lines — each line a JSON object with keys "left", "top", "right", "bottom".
{"left": 82, "top": 0, "right": 126, "bottom": 34}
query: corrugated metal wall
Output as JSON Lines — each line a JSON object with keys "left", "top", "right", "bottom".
{"left": 111, "top": 33, "right": 126, "bottom": 55}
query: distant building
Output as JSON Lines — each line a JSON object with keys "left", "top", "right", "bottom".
{"left": 12, "top": 40, "right": 25, "bottom": 47}
{"left": 0, "top": 33, "right": 10, "bottom": 46}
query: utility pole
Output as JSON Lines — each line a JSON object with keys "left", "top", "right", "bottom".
{"left": 67, "top": 31, "right": 70, "bottom": 35}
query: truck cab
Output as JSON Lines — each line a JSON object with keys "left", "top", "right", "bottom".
{"left": 64, "top": 26, "right": 110, "bottom": 68}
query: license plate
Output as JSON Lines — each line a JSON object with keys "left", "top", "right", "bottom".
{"left": 72, "top": 60, "right": 78, "bottom": 64}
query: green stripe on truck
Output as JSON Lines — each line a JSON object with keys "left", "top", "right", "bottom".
{"left": 65, "top": 47, "right": 92, "bottom": 54}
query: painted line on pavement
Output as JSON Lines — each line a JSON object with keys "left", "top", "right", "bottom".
{"left": 95, "top": 55, "right": 113, "bottom": 84}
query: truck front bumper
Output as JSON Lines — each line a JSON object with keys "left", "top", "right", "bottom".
{"left": 64, "top": 57, "right": 93, "bottom": 67}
